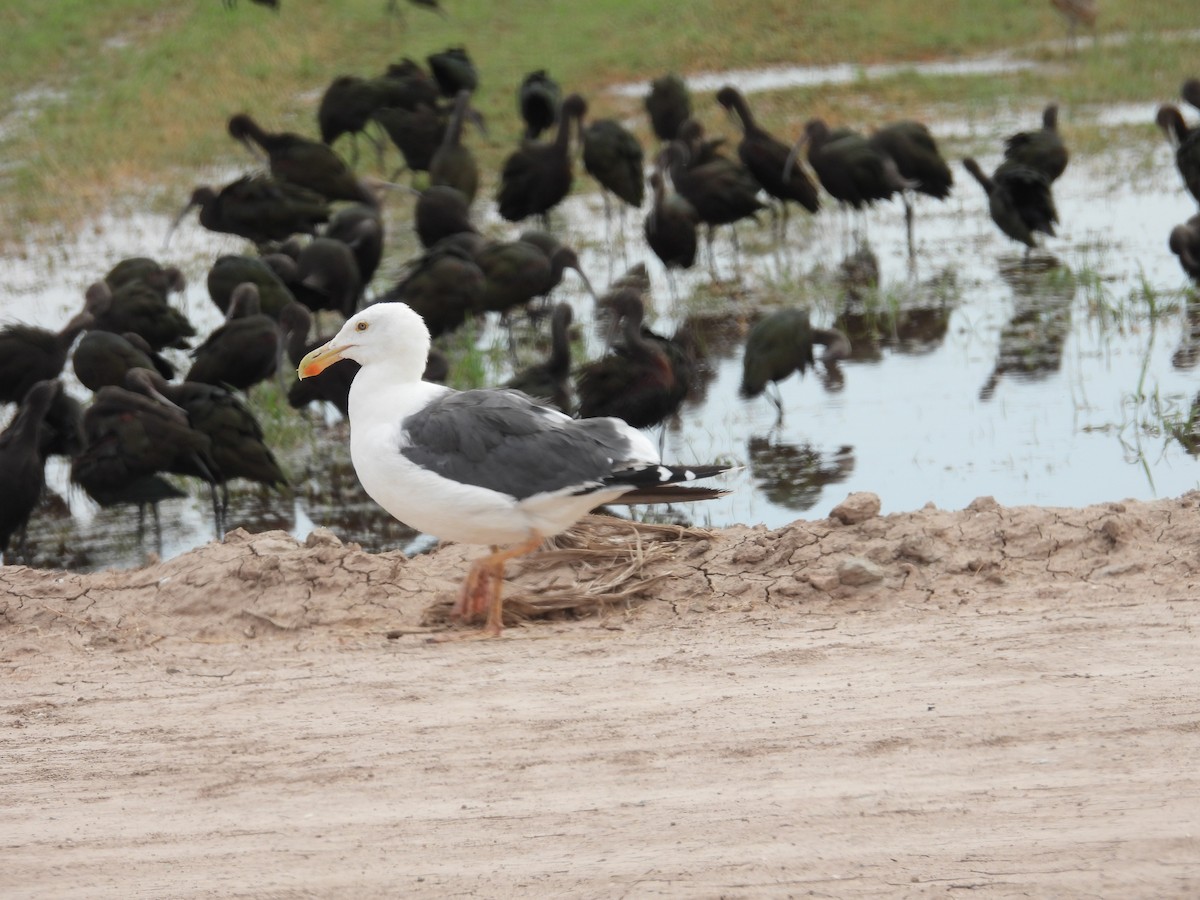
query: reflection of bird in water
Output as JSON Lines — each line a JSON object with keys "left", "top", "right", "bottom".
{"left": 746, "top": 436, "right": 854, "bottom": 512}
{"left": 740, "top": 308, "right": 851, "bottom": 421}
{"left": 979, "top": 262, "right": 1074, "bottom": 399}
{"left": 296, "top": 302, "right": 732, "bottom": 638}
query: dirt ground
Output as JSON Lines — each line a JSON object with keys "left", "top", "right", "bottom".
{"left": 3, "top": 491, "right": 1200, "bottom": 898}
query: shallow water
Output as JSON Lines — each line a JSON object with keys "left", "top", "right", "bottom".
{"left": 3, "top": 95, "right": 1199, "bottom": 571}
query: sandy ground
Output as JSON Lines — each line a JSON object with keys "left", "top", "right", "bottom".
{"left": 4, "top": 492, "right": 1200, "bottom": 898}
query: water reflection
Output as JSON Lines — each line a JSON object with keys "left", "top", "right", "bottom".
{"left": 746, "top": 436, "right": 855, "bottom": 512}
{"left": 979, "top": 255, "right": 1075, "bottom": 400}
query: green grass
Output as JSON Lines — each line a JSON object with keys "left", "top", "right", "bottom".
{"left": 2, "top": 0, "right": 1200, "bottom": 239}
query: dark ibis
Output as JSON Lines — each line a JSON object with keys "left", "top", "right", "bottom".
{"left": 576, "top": 288, "right": 689, "bottom": 431}
{"left": 83, "top": 279, "right": 195, "bottom": 352}
{"left": 1170, "top": 214, "right": 1200, "bottom": 282}
{"left": 868, "top": 120, "right": 953, "bottom": 255}
{"left": 644, "top": 169, "right": 699, "bottom": 275}
{"left": 0, "top": 380, "right": 61, "bottom": 561}
{"left": 581, "top": 110, "right": 646, "bottom": 251}
{"left": 659, "top": 138, "right": 765, "bottom": 277}
{"left": 496, "top": 93, "right": 587, "bottom": 225}
{"left": 415, "top": 185, "right": 478, "bottom": 248}
{"left": 1050, "top": 0, "right": 1097, "bottom": 50}
{"left": 645, "top": 73, "right": 691, "bottom": 142}
{"left": 317, "top": 68, "right": 438, "bottom": 161}
{"left": 104, "top": 257, "right": 186, "bottom": 295}
{"left": 207, "top": 254, "right": 297, "bottom": 320}
{"left": 962, "top": 157, "right": 1058, "bottom": 253}
{"left": 73, "top": 330, "right": 174, "bottom": 392}
{"left": 791, "top": 118, "right": 910, "bottom": 212}
{"left": 283, "top": 237, "right": 364, "bottom": 318}
{"left": 378, "top": 240, "right": 485, "bottom": 337}
{"left": 1003, "top": 104, "right": 1069, "bottom": 183}
{"left": 475, "top": 237, "right": 595, "bottom": 316}
{"left": 427, "top": 47, "right": 477, "bottom": 98}
{"left": 518, "top": 70, "right": 561, "bottom": 140}
{"left": 715, "top": 85, "right": 820, "bottom": 236}
{"left": 0, "top": 307, "right": 93, "bottom": 406}
{"left": 740, "top": 308, "right": 851, "bottom": 419}
{"left": 186, "top": 284, "right": 281, "bottom": 392}
{"left": 324, "top": 203, "right": 385, "bottom": 290}
{"left": 429, "top": 89, "right": 481, "bottom": 204}
{"left": 171, "top": 174, "right": 330, "bottom": 247}
{"left": 503, "top": 303, "right": 574, "bottom": 413}
{"left": 71, "top": 377, "right": 220, "bottom": 544}
{"left": 1156, "top": 105, "right": 1200, "bottom": 206}
{"left": 227, "top": 113, "right": 376, "bottom": 206}
{"left": 127, "top": 369, "right": 287, "bottom": 530}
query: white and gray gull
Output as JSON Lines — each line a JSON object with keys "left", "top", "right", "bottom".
{"left": 298, "top": 302, "right": 733, "bottom": 638}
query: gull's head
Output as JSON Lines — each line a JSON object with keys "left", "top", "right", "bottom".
{"left": 298, "top": 303, "right": 432, "bottom": 380}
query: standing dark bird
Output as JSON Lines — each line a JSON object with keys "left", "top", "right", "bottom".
{"left": 0, "top": 380, "right": 61, "bottom": 560}
{"left": 0, "top": 307, "right": 93, "bottom": 406}
{"left": 127, "top": 369, "right": 287, "bottom": 529}
{"left": 793, "top": 118, "right": 910, "bottom": 213}
{"left": 415, "top": 185, "right": 478, "bottom": 248}
{"left": 962, "top": 158, "right": 1058, "bottom": 252}
{"left": 1003, "top": 104, "right": 1069, "bottom": 183}
{"left": 224, "top": 0, "right": 279, "bottom": 9}
{"left": 186, "top": 284, "right": 281, "bottom": 391}
{"left": 475, "top": 237, "right": 595, "bottom": 316}
{"left": 503, "top": 303, "right": 574, "bottom": 413}
{"left": 868, "top": 120, "right": 954, "bottom": 255}
{"left": 429, "top": 89, "right": 481, "bottom": 204}
{"left": 317, "top": 70, "right": 438, "bottom": 161}
{"left": 644, "top": 170, "right": 699, "bottom": 276}
{"left": 497, "top": 93, "right": 587, "bottom": 225}
{"left": 73, "top": 331, "right": 174, "bottom": 392}
{"left": 740, "top": 308, "right": 851, "bottom": 419}
{"left": 576, "top": 289, "right": 688, "bottom": 430}
{"left": 324, "top": 203, "right": 386, "bottom": 290}
{"left": 1182, "top": 79, "right": 1200, "bottom": 115}
{"left": 716, "top": 85, "right": 820, "bottom": 235}
{"left": 386, "top": 0, "right": 447, "bottom": 18}
{"left": 71, "top": 377, "right": 220, "bottom": 543}
{"left": 659, "top": 139, "right": 766, "bottom": 277}
{"left": 207, "top": 254, "right": 297, "bottom": 320}
{"left": 1170, "top": 214, "right": 1200, "bottom": 282}
{"left": 518, "top": 70, "right": 561, "bottom": 140}
{"left": 170, "top": 175, "right": 330, "bottom": 247}
{"left": 373, "top": 102, "right": 447, "bottom": 181}
{"left": 1156, "top": 105, "right": 1200, "bottom": 206}
{"left": 227, "top": 113, "right": 377, "bottom": 207}
{"left": 427, "top": 47, "right": 477, "bottom": 98}
{"left": 645, "top": 73, "right": 692, "bottom": 142}
{"left": 285, "top": 237, "right": 364, "bottom": 318}
{"left": 1050, "top": 0, "right": 1097, "bottom": 50}
{"left": 104, "top": 258, "right": 186, "bottom": 295}
{"left": 378, "top": 240, "right": 486, "bottom": 337}
{"left": 581, "top": 112, "right": 646, "bottom": 250}
{"left": 83, "top": 280, "right": 195, "bottom": 352}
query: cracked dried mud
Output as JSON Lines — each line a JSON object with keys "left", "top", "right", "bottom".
{"left": 4, "top": 493, "right": 1200, "bottom": 897}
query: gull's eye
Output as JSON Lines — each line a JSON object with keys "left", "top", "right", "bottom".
{"left": 355, "top": 321, "right": 369, "bottom": 332}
